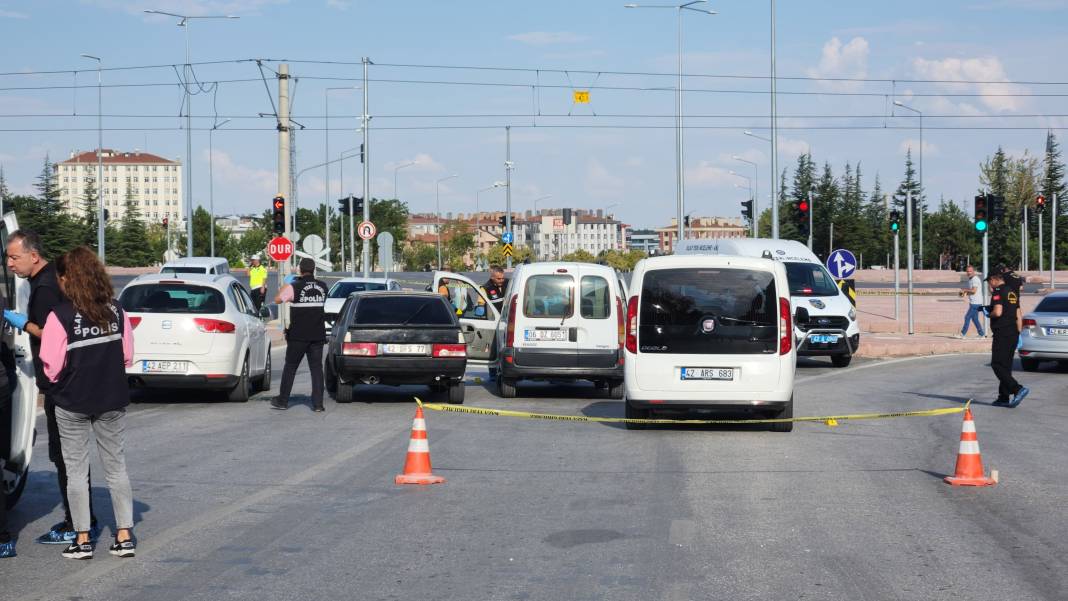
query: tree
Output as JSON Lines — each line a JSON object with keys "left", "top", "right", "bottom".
{"left": 0, "top": 165, "right": 10, "bottom": 213}
{"left": 924, "top": 200, "right": 980, "bottom": 269}
{"left": 597, "top": 249, "right": 646, "bottom": 271}
{"left": 441, "top": 220, "right": 475, "bottom": 270}
{"left": 861, "top": 173, "right": 891, "bottom": 267}
{"left": 237, "top": 228, "right": 271, "bottom": 262}
{"left": 1040, "top": 131, "right": 1067, "bottom": 268}
{"left": 80, "top": 176, "right": 101, "bottom": 252}
{"left": 561, "top": 249, "right": 596, "bottom": 263}
{"left": 402, "top": 241, "right": 437, "bottom": 271}
{"left": 486, "top": 243, "right": 533, "bottom": 266}
{"left": 110, "top": 189, "right": 153, "bottom": 267}
{"left": 177, "top": 206, "right": 240, "bottom": 263}
{"left": 893, "top": 149, "right": 925, "bottom": 254}
{"left": 15, "top": 156, "right": 80, "bottom": 257}
{"left": 811, "top": 162, "right": 840, "bottom": 258}
{"left": 368, "top": 198, "right": 409, "bottom": 268}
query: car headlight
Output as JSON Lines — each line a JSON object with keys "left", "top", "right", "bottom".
{"left": 848, "top": 308, "right": 856, "bottom": 321}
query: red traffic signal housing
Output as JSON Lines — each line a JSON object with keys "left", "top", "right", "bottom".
{"left": 1036, "top": 195, "right": 1047, "bottom": 213}
{"left": 798, "top": 199, "right": 809, "bottom": 213}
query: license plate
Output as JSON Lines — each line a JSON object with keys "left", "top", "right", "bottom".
{"left": 382, "top": 344, "right": 427, "bottom": 355}
{"left": 810, "top": 334, "right": 840, "bottom": 344}
{"left": 143, "top": 360, "right": 187, "bottom": 373}
{"left": 1048, "top": 328, "right": 1068, "bottom": 336}
{"left": 681, "top": 367, "right": 734, "bottom": 381}
{"left": 524, "top": 329, "right": 568, "bottom": 342}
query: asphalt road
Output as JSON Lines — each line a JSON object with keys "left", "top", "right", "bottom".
{"left": 5, "top": 351, "right": 1068, "bottom": 600}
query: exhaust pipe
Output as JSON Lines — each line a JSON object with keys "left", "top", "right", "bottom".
{"left": 362, "top": 375, "right": 380, "bottom": 385}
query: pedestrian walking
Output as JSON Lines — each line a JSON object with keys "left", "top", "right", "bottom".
{"left": 482, "top": 265, "right": 509, "bottom": 313}
{"left": 3, "top": 230, "right": 99, "bottom": 545}
{"left": 958, "top": 265, "right": 985, "bottom": 338}
{"left": 41, "top": 246, "right": 137, "bottom": 559}
{"left": 248, "top": 255, "right": 268, "bottom": 311}
{"left": 986, "top": 271, "right": 1029, "bottom": 408}
{"left": 272, "top": 258, "right": 328, "bottom": 412}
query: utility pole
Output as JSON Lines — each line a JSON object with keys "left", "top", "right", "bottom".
{"left": 807, "top": 191, "right": 813, "bottom": 251}
{"left": 505, "top": 126, "right": 514, "bottom": 269}
{"left": 770, "top": 0, "right": 779, "bottom": 239}
{"left": 361, "top": 57, "right": 372, "bottom": 278}
{"left": 277, "top": 63, "right": 291, "bottom": 326}
{"left": 906, "top": 189, "right": 914, "bottom": 335}
{"left": 829, "top": 222, "right": 833, "bottom": 255}
{"left": 1053, "top": 193, "right": 1058, "bottom": 289}
{"left": 893, "top": 227, "right": 900, "bottom": 320}
{"left": 1039, "top": 210, "right": 1043, "bottom": 280}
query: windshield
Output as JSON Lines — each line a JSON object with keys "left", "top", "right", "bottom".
{"left": 354, "top": 296, "right": 455, "bottom": 326}
{"left": 639, "top": 268, "right": 778, "bottom": 355}
{"left": 120, "top": 283, "right": 226, "bottom": 314}
{"left": 161, "top": 267, "right": 208, "bottom": 275}
{"left": 1035, "top": 296, "right": 1068, "bottom": 313}
{"left": 785, "top": 262, "right": 840, "bottom": 297}
{"left": 329, "top": 281, "right": 388, "bottom": 299}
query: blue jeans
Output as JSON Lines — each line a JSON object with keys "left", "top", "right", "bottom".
{"left": 962, "top": 303, "right": 985, "bottom": 336}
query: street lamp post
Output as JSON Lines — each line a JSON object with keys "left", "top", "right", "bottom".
{"left": 532, "top": 194, "right": 552, "bottom": 216}
{"left": 325, "top": 86, "right": 358, "bottom": 269}
{"left": 80, "top": 54, "right": 105, "bottom": 262}
{"left": 394, "top": 161, "right": 417, "bottom": 199}
{"left": 208, "top": 118, "right": 231, "bottom": 258}
{"left": 476, "top": 182, "right": 505, "bottom": 262}
{"left": 744, "top": 130, "right": 776, "bottom": 238}
{"left": 144, "top": 10, "right": 238, "bottom": 256}
{"left": 625, "top": 1, "right": 716, "bottom": 241}
{"left": 436, "top": 174, "right": 459, "bottom": 269}
{"left": 894, "top": 100, "right": 923, "bottom": 269}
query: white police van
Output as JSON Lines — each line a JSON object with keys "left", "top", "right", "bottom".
{"left": 675, "top": 238, "right": 860, "bottom": 367}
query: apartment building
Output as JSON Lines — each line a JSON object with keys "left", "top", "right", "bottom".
{"left": 54, "top": 148, "right": 183, "bottom": 224}
{"left": 656, "top": 216, "right": 748, "bottom": 253}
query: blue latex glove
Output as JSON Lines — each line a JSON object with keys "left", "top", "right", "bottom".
{"left": 981, "top": 306, "right": 990, "bottom": 317}
{"left": 283, "top": 275, "right": 297, "bottom": 285}
{"left": 3, "top": 310, "right": 28, "bottom": 330}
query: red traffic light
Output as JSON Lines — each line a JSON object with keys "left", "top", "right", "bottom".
{"left": 798, "top": 200, "right": 809, "bottom": 212}
{"left": 273, "top": 196, "right": 285, "bottom": 210}
{"left": 1037, "top": 195, "right": 1046, "bottom": 206}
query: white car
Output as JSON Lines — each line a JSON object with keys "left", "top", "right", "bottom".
{"left": 324, "top": 277, "right": 401, "bottom": 334}
{"left": 160, "top": 257, "right": 230, "bottom": 275}
{"left": 119, "top": 273, "right": 271, "bottom": 401}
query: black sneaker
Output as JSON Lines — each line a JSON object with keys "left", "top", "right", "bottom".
{"left": 270, "top": 398, "right": 288, "bottom": 410}
{"left": 62, "top": 541, "right": 93, "bottom": 560}
{"left": 313, "top": 405, "right": 325, "bottom": 413}
{"left": 992, "top": 398, "right": 1011, "bottom": 406}
{"left": 109, "top": 538, "right": 136, "bottom": 558}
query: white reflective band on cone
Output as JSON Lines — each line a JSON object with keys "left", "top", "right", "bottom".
{"left": 412, "top": 419, "right": 426, "bottom": 431}
{"left": 962, "top": 421, "right": 976, "bottom": 433}
{"left": 958, "top": 440, "right": 981, "bottom": 455}
{"left": 407, "top": 438, "right": 430, "bottom": 453}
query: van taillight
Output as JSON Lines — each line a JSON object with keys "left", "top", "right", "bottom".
{"left": 779, "top": 297, "right": 792, "bottom": 355}
{"left": 505, "top": 294, "right": 518, "bottom": 347}
{"left": 1023, "top": 318, "right": 1037, "bottom": 328}
{"left": 616, "top": 297, "right": 625, "bottom": 349}
{"left": 194, "top": 318, "right": 235, "bottom": 333}
{"left": 625, "top": 295, "right": 638, "bottom": 354}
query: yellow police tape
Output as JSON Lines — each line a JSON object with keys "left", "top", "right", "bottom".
{"left": 415, "top": 398, "right": 968, "bottom": 427}
{"left": 856, "top": 289, "right": 962, "bottom": 297}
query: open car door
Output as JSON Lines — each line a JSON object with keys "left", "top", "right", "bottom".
{"left": 2, "top": 211, "right": 39, "bottom": 509}
{"left": 431, "top": 271, "right": 500, "bottom": 362}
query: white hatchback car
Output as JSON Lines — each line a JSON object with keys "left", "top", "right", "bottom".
{"left": 119, "top": 273, "right": 271, "bottom": 401}
{"left": 324, "top": 277, "right": 402, "bottom": 335}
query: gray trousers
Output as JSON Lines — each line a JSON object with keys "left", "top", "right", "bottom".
{"left": 54, "top": 407, "right": 134, "bottom": 534}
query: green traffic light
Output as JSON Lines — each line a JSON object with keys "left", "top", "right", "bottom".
{"left": 890, "top": 223, "right": 899, "bottom": 232}
{"left": 975, "top": 220, "right": 988, "bottom": 232}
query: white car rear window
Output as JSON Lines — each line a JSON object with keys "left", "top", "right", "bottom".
{"left": 120, "top": 284, "right": 225, "bottom": 314}
{"left": 523, "top": 275, "right": 573, "bottom": 319}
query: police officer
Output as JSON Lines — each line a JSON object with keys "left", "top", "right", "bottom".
{"left": 483, "top": 265, "right": 508, "bottom": 312}
{"left": 272, "top": 258, "right": 328, "bottom": 412}
{"left": 986, "top": 271, "right": 1029, "bottom": 408}
{"left": 248, "top": 255, "right": 268, "bottom": 311}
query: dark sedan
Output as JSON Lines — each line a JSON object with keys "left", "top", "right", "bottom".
{"left": 325, "top": 291, "right": 468, "bottom": 403}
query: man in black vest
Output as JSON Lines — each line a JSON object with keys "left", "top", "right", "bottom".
{"left": 3, "top": 230, "right": 98, "bottom": 544}
{"left": 272, "top": 258, "right": 328, "bottom": 412}
{"left": 986, "top": 271, "right": 1029, "bottom": 407}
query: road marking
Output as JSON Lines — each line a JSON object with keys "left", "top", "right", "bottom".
{"left": 15, "top": 425, "right": 398, "bottom": 601}
{"left": 795, "top": 353, "right": 983, "bottom": 385}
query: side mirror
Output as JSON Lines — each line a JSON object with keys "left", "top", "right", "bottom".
{"left": 259, "top": 305, "right": 272, "bottom": 320}
{"left": 794, "top": 306, "right": 809, "bottom": 324}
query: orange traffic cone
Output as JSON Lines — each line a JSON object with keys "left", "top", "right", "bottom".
{"left": 944, "top": 407, "right": 996, "bottom": 487}
{"left": 395, "top": 406, "right": 445, "bottom": 485}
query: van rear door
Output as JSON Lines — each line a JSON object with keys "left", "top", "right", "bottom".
{"left": 634, "top": 265, "right": 782, "bottom": 393}
{"left": 574, "top": 266, "right": 621, "bottom": 366}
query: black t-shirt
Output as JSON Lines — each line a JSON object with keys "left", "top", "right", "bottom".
{"left": 989, "top": 284, "right": 1020, "bottom": 332}
{"left": 483, "top": 279, "right": 508, "bottom": 307}
{"left": 28, "top": 262, "right": 65, "bottom": 390}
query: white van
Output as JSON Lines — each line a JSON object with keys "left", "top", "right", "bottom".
{"left": 676, "top": 238, "right": 860, "bottom": 367}
{"left": 161, "top": 257, "right": 231, "bottom": 276}
{"left": 624, "top": 254, "right": 796, "bottom": 431}
{"left": 493, "top": 262, "right": 626, "bottom": 398}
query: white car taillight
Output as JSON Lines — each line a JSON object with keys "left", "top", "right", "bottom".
{"left": 779, "top": 297, "right": 792, "bottom": 355}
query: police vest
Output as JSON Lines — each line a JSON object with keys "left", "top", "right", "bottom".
{"left": 289, "top": 277, "right": 328, "bottom": 341}
{"left": 51, "top": 301, "right": 130, "bottom": 415}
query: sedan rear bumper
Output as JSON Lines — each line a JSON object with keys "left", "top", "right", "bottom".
{"left": 499, "top": 347, "right": 624, "bottom": 381}
{"left": 128, "top": 374, "right": 240, "bottom": 389}
{"left": 336, "top": 355, "right": 466, "bottom": 385}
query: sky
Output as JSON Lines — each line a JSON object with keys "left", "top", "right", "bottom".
{"left": 2, "top": 0, "right": 1068, "bottom": 230}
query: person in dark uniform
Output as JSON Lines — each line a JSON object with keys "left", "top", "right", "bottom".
{"left": 986, "top": 271, "right": 1029, "bottom": 408}
{"left": 272, "top": 258, "right": 328, "bottom": 412}
{"left": 3, "top": 230, "right": 98, "bottom": 544}
{"left": 0, "top": 307, "right": 15, "bottom": 558}
{"left": 482, "top": 265, "right": 509, "bottom": 312}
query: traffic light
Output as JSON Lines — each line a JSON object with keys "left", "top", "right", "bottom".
{"left": 973, "top": 195, "right": 988, "bottom": 232}
{"left": 684, "top": 215, "right": 691, "bottom": 228}
{"left": 740, "top": 200, "right": 753, "bottom": 220}
{"left": 353, "top": 196, "right": 364, "bottom": 215}
{"left": 103, "top": 209, "right": 110, "bottom": 222}
{"left": 1036, "top": 194, "right": 1047, "bottom": 214}
{"left": 272, "top": 195, "right": 285, "bottom": 234}
{"left": 795, "top": 197, "right": 810, "bottom": 235}
{"left": 562, "top": 207, "right": 572, "bottom": 225}
{"left": 889, "top": 209, "right": 900, "bottom": 233}
{"left": 498, "top": 215, "right": 507, "bottom": 228}
{"left": 162, "top": 216, "right": 169, "bottom": 227}
{"left": 991, "top": 194, "right": 1006, "bottom": 222}
{"left": 337, "top": 196, "right": 350, "bottom": 213}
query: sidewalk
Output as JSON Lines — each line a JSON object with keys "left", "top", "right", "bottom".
{"left": 855, "top": 332, "right": 990, "bottom": 358}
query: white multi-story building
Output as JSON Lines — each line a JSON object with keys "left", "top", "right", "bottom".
{"left": 527, "top": 209, "right": 626, "bottom": 260}
{"left": 53, "top": 148, "right": 183, "bottom": 225}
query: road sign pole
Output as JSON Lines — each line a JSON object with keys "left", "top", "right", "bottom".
{"left": 982, "top": 229, "right": 989, "bottom": 333}
{"left": 1053, "top": 193, "right": 1058, "bottom": 289}
{"left": 906, "top": 189, "right": 914, "bottom": 335}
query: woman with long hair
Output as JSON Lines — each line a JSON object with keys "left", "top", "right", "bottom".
{"left": 40, "top": 246, "right": 136, "bottom": 560}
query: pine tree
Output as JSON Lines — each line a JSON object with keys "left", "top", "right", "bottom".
{"left": 81, "top": 175, "right": 101, "bottom": 252}
{"left": 892, "top": 149, "right": 925, "bottom": 255}
{"left": 862, "top": 173, "right": 891, "bottom": 266}
{"left": 112, "top": 188, "right": 152, "bottom": 266}
{"left": 1041, "top": 131, "right": 1067, "bottom": 268}
{"left": 811, "top": 162, "right": 840, "bottom": 257}
{"left": 0, "top": 165, "right": 10, "bottom": 214}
